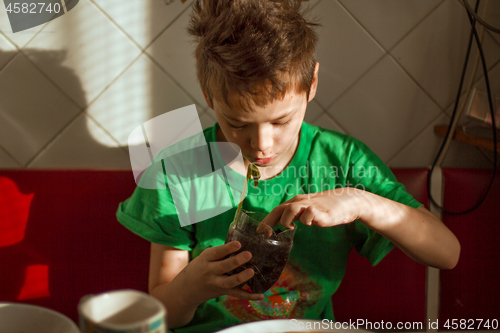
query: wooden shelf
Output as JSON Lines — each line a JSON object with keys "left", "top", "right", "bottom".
{"left": 434, "top": 125, "right": 500, "bottom": 153}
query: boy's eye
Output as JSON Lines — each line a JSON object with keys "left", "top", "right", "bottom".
{"left": 274, "top": 119, "right": 292, "bottom": 126}
{"left": 228, "top": 118, "right": 292, "bottom": 129}
{"left": 228, "top": 123, "right": 247, "bottom": 129}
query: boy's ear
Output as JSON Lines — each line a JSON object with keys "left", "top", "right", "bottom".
{"left": 308, "top": 62, "right": 320, "bottom": 103}
{"left": 202, "top": 90, "right": 213, "bottom": 109}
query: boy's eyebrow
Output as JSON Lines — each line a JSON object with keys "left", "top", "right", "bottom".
{"left": 221, "top": 109, "right": 296, "bottom": 123}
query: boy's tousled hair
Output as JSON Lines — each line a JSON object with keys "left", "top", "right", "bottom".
{"left": 188, "top": 0, "right": 319, "bottom": 111}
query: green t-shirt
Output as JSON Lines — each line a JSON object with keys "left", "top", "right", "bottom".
{"left": 117, "top": 122, "right": 422, "bottom": 333}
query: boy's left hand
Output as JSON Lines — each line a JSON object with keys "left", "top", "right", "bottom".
{"left": 257, "top": 187, "right": 367, "bottom": 232}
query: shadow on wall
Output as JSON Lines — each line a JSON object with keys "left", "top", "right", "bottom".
{"left": 0, "top": 49, "right": 132, "bottom": 310}
{"left": 0, "top": 49, "right": 131, "bottom": 168}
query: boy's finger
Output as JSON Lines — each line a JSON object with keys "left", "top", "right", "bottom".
{"left": 278, "top": 204, "right": 304, "bottom": 229}
{"left": 299, "top": 206, "right": 315, "bottom": 226}
{"left": 208, "top": 241, "right": 241, "bottom": 261}
{"left": 226, "top": 288, "right": 265, "bottom": 301}
{"left": 216, "top": 250, "right": 252, "bottom": 274}
{"left": 216, "top": 267, "right": 254, "bottom": 288}
{"left": 257, "top": 206, "right": 284, "bottom": 233}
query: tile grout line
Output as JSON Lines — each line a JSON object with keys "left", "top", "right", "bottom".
{"left": 14, "top": 0, "right": 148, "bottom": 113}
{"left": 442, "top": 51, "right": 500, "bottom": 115}
{"left": 387, "top": 52, "right": 446, "bottom": 111}
{"left": 305, "top": 0, "right": 322, "bottom": 13}
{"left": 3, "top": 29, "right": 142, "bottom": 167}
{"left": 324, "top": 55, "right": 385, "bottom": 111}
{"left": 487, "top": 29, "right": 500, "bottom": 48}
{"left": 0, "top": 30, "right": 15, "bottom": 46}
{"left": 5, "top": 0, "right": 495, "bottom": 169}
{"left": 472, "top": 54, "right": 500, "bottom": 85}
{"left": 0, "top": 30, "right": 83, "bottom": 169}
{"left": 82, "top": 52, "right": 144, "bottom": 109}
{"left": 85, "top": 111, "right": 127, "bottom": 148}
{"left": 141, "top": 2, "right": 207, "bottom": 108}
{"left": 0, "top": 30, "right": 18, "bottom": 50}
{"left": 0, "top": 50, "right": 19, "bottom": 73}
{"left": 19, "top": 2, "right": 145, "bottom": 110}
{"left": 25, "top": 108, "right": 85, "bottom": 168}
{"left": 388, "top": 1, "right": 469, "bottom": 111}
{"left": 331, "top": 0, "right": 398, "bottom": 120}
{"left": 60, "top": 0, "right": 67, "bottom": 13}
{"left": 16, "top": 50, "right": 84, "bottom": 110}
{"left": 132, "top": 1, "right": 208, "bottom": 109}
{"left": 318, "top": 112, "right": 351, "bottom": 136}
{"left": 388, "top": 0, "right": 445, "bottom": 53}
{"left": 386, "top": 111, "right": 447, "bottom": 166}
{"left": 143, "top": 51, "right": 205, "bottom": 107}
{"left": 454, "top": 31, "right": 500, "bottom": 112}
{"left": 142, "top": 0, "right": 194, "bottom": 51}
{"left": 309, "top": 93, "right": 327, "bottom": 112}
{"left": 306, "top": 99, "right": 326, "bottom": 122}
{"left": 88, "top": 0, "right": 144, "bottom": 51}
{"left": 476, "top": 146, "right": 496, "bottom": 165}
{"left": 26, "top": 47, "right": 203, "bottom": 157}
{"left": 0, "top": 145, "right": 23, "bottom": 168}
{"left": 481, "top": 30, "right": 500, "bottom": 69}
{"left": 335, "top": 0, "right": 387, "bottom": 53}
{"left": 328, "top": 0, "right": 445, "bottom": 113}
{"left": 0, "top": 21, "right": 50, "bottom": 51}
{"left": 83, "top": 42, "right": 204, "bottom": 116}
{"left": 451, "top": 0, "right": 500, "bottom": 82}
{"left": 16, "top": 12, "right": 53, "bottom": 49}
{"left": 0, "top": 30, "right": 21, "bottom": 73}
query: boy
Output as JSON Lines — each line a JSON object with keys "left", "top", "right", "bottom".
{"left": 117, "top": 0, "right": 460, "bottom": 332}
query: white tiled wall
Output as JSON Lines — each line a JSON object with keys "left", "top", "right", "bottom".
{"left": 0, "top": 0, "right": 498, "bottom": 169}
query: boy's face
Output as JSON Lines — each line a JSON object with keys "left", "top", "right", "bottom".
{"left": 204, "top": 63, "right": 319, "bottom": 179}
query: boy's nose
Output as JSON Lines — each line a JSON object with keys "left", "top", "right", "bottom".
{"left": 251, "top": 125, "right": 273, "bottom": 153}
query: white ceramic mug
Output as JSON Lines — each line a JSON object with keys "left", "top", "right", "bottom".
{"left": 78, "top": 289, "right": 167, "bottom": 333}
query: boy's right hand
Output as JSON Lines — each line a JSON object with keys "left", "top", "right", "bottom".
{"left": 177, "top": 241, "right": 264, "bottom": 306}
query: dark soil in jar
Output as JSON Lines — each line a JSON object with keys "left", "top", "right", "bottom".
{"left": 225, "top": 222, "right": 293, "bottom": 293}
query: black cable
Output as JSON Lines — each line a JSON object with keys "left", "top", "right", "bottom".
{"left": 427, "top": 0, "right": 498, "bottom": 215}
{"left": 426, "top": 0, "right": 479, "bottom": 214}
{"left": 462, "top": 0, "right": 500, "bottom": 34}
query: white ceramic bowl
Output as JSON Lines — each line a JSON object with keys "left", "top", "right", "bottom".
{"left": 215, "top": 319, "right": 371, "bottom": 333}
{"left": 0, "top": 303, "right": 79, "bottom": 333}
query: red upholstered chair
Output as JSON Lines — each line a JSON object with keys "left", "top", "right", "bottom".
{"left": 439, "top": 168, "right": 500, "bottom": 329}
{"left": 0, "top": 169, "right": 429, "bottom": 324}
{"left": 0, "top": 170, "right": 148, "bottom": 322}
{"left": 332, "top": 169, "right": 428, "bottom": 325}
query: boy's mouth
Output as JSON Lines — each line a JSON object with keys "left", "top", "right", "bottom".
{"left": 252, "top": 156, "right": 274, "bottom": 165}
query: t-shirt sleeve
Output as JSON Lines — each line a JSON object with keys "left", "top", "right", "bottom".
{"left": 116, "top": 164, "right": 195, "bottom": 251}
{"left": 344, "top": 137, "right": 424, "bottom": 266}
{"left": 345, "top": 221, "right": 395, "bottom": 266}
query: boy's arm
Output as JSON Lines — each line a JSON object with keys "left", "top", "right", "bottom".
{"left": 148, "top": 244, "right": 196, "bottom": 329}
{"left": 359, "top": 193, "right": 460, "bottom": 269}
{"left": 259, "top": 188, "right": 460, "bottom": 269}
